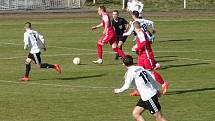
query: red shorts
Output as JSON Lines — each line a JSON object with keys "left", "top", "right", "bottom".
{"left": 98, "top": 32, "right": 116, "bottom": 46}
{"left": 137, "top": 53, "right": 155, "bottom": 70}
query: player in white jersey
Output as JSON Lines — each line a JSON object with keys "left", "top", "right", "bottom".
{"left": 20, "top": 22, "right": 61, "bottom": 81}
{"left": 114, "top": 55, "right": 168, "bottom": 121}
{"left": 127, "top": 0, "right": 144, "bottom": 18}
{"left": 123, "top": 11, "right": 156, "bottom": 42}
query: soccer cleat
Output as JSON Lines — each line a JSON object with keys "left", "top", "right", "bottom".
{"left": 162, "top": 82, "right": 169, "bottom": 95}
{"left": 20, "top": 76, "right": 29, "bottom": 81}
{"left": 54, "top": 64, "right": 61, "bottom": 74}
{"left": 154, "top": 63, "right": 161, "bottom": 70}
{"left": 130, "top": 90, "right": 140, "bottom": 96}
{"left": 93, "top": 59, "right": 103, "bottom": 64}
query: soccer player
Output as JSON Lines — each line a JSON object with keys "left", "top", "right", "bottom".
{"left": 123, "top": 11, "right": 156, "bottom": 43}
{"left": 127, "top": 0, "right": 144, "bottom": 18}
{"left": 114, "top": 55, "right": 168, "bottom": 121}
{"left": 20, "top": 22, "right": 61, "bottom": 81}
{"left": 111, "top": 10, "right": 129, "bottom": 60}
{"left": 131, "top": 21, "right": 169, "bottom": 95}
{"left": 91, "top": 6, "right": 126, "bottom": 64}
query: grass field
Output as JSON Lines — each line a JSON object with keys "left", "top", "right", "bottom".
{"left": 0, "top": 11, "right": 215, "bottom": 121}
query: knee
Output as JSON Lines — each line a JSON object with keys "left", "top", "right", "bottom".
{"left": 25, "top": 58, "right": 31, "bottom": 64}
{"left": 132, "top": 110, "right": 140, "bottom": 119}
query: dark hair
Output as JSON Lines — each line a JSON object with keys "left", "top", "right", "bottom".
{"left": 99, "top": 6, "right": 106, "bottom": 12}
{"left": 132, "top": 11, "right": 139, "bottom": 18}
{"left": 113, "top": 10, "right": 119, "bottom": 14}
{"left": 123, "top": 55, "right": 134, "bottom": 66}
{"left": 25, "top": 22, "right": 32, "bottom": 28}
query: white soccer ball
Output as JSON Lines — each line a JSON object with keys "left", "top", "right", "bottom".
{"left": 73, "top": 57, "right": 81, "bottom": 65}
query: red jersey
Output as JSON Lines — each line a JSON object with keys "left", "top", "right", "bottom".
{"left": 102, "top": 13, "right": 115, "bottom": 34}
{"left": 134, "top": 29, "right": 153, "bottom": 54}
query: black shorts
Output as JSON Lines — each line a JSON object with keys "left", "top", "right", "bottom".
{"left": 28, "top": 52, "right": 41, "bottom": 64}
{"left": 116, "top": 35, "right": 127, "bottom": 43}
{"left": 136, "top": 94, "right": 161, "bottom": 114}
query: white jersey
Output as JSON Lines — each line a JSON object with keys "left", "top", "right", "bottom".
{"left": 24, "top": 29, "right": 46, "bottom": 54}
{"left": 123, "top": 18, "right": 155, "bottom": 41}
{"left": 115, "top": 66, "right": 158, "bottom": 101}
{"left": 127, "top": 0, "right": 144, "bottom": 14}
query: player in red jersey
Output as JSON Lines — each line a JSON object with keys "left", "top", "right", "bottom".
{"left": 91, "top": 6, "right": 126, "bottom": 64}
{"left": 130, "top": 21, "right": 169, "bottom": 96}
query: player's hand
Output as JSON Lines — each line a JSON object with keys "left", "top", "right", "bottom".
{"left": 91, "top": 26, "right": 97, "bottom": 30}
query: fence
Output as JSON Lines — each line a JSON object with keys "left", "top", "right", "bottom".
{"left": 0, "top": 0, "right": 85, "bottom": 10}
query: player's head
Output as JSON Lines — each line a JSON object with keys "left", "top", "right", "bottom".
{"left": 133, "top": 21, "right": 141, "bottom": 29}
{"left": 132, "top": 11, "right": 139, "bottom": 20}
{"left": 112, "top": 10, "right": 119, "bottom": 20}
{"left": 98, "top": 6, "right": 106, "bottom": 16}
{"left": 25, "top": 22, "right": 32, "bottom": 30}
{"left": 123, "top": 55, "right": 134, "bottom": 67}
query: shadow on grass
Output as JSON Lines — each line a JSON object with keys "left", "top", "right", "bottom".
{"left": 159, "top": 39, "right": 193, "bottom": 43}
{"left": 160, "top": 62, "right": 209, "bottom": 70}
{"left": 61, "top": 74, "right": 106, "bottom": 81}
{"left": 167, "top": 87, "right": 215, "bottom": 95}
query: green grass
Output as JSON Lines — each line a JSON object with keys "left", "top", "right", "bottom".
{"left": 0, "top": 12, "right": 215, "bottom": 121}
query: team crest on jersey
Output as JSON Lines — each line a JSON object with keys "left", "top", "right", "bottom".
{"left": 119, "top": 25, "right": 123, "bottom": 29}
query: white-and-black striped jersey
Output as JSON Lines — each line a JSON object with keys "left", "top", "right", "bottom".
{"left": 24, "top": 29, "right": 45, "bottom": 54}
{"left": 115, "top": 65, "right": 158, "bottom": 101}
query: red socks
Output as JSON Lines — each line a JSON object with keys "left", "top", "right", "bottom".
{"left": 152, "top": 71, "right": 165, "bottom": 85}
{"left": 112, "top": 48, "right": 126, "bottom": 58}
{"left": 97, "top": 44, "right": 103, "bottom": 59}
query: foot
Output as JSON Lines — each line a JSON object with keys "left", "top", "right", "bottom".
{"left": 130, "top": 90, "right": 140, "bottom": 96}
{"left": 154, "top": 63, "right": 161, "bottom": 70}
{"left": 20, "top": 76, "right": 29, "bottom": 81}
{"left": 162, "top": 82, "right": 169, "bottom": 95}
{"left": 93, "top": 59, "right": 103, "bottom": 64}
{"left": 54, "top": 64, "right": 61, "bottom": 74}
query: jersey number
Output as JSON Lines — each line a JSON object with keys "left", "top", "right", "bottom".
{"left": 139, "top": 71, "right": 150, "bottom": 84}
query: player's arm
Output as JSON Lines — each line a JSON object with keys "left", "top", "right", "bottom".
{"left": 114, "top": 72, "right": 133, "bottom": 94}
{"left": 91, "top": 23, "right": 102, "bottom": 30}
{"left": 123, "top": 21, "right": 134, "bottom": 36}
{"left": 39, "top": 34, "right": 46, "bottom": 51}
{"left": 145, "top": 19, "right": 156, "bottom": 34}
{"left": 23, "top": 33, "right": 29, "bottom": 50}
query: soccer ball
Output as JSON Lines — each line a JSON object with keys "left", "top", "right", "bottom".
{"left": 73, "top": 57, "right": 81, "bottom": 65}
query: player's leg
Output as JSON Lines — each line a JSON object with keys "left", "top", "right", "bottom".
{"left": 93, "top": 35, "right": 106, "bottom": 64}
{"left": 36, "top": 52, "right": 61, "bottom": 74}
{"left": 133, "top": 98, "right": 148, "bottom": 121}
{"left": 111, "top": 42, "right": 126, "bottom": 58}
{"left": 132, "top": 106, "right": 146, "bottom": 121}
{"left": 110, "top": 35, "right": 126, "bottom": 59}
{"left": 153, "top": 111, "right": 168, "bottom": 121}
{"left": 20, "top": 53, "right": 34, "bottom": 81}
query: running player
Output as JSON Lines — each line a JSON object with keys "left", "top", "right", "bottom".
{"left": 20, "top": 22, "right": 61, "bottom": 81}
{"left": 91, "top": 6, "right": 126, "bottom": 64}
{"left": 111, "top": 10, "right": 129, "bottom": 60}
{"left": 131, "top": 21, "right": 169, "bottom": 95}
{"left": 114, "top": 55, "right": 168, "bottom": 121}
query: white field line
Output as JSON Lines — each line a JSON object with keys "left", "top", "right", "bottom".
{"left": 0, "top": 42, "right": 213, "bottom": 53}
{"left": 0, "top": 42, "right": 215, "bottom": 63}
{"left": 0, "top": 79, "right": 214, "bottom": 92}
